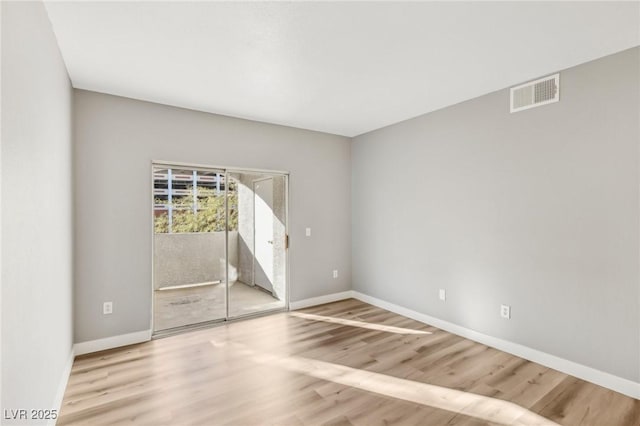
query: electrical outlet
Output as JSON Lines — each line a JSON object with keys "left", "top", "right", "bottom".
{"left": 305, "top": 227, "right": 312, "bottom": 237}
{"left": 439, "top": 289, "right": 446, "bottom": 301}
{"left": 103, "top": 302, "right": 113, "bottom": 315}
{"left": 500, "top": 304, "right": 511, "bottom": 319}
{"left": 333, "top": 270, "right": 338, "bottom": 279}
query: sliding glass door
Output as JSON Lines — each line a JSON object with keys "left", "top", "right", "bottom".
{"left": 227, "top": 172, "right": 287, "bottom": 318}
{"left": 152, "top": 166, "right": 229, "bottom": 333}
{"left": 152, "top": 164, "right": 287, "bottom": 335}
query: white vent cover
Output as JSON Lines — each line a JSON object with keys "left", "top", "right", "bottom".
{"left": 510, "top": 73, "right": 559, "bottom": 113}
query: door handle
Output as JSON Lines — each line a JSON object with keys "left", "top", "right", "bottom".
{"left": 267, "top": 240, "right": 273, "bottom": 244}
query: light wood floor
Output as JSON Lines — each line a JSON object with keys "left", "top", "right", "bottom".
{"left": 58, "top": 299, "right": 639, "bottom": 426}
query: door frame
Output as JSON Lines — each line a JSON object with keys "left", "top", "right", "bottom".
{"left": 150, "top": 160, "right": 290, "bottom": 337}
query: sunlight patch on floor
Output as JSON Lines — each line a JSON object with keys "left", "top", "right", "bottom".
{"left": 210, "top": 339, "right": 558, "bottom": 426}
{"left": 290, "top": 311, "right": 431, "bottom": 335}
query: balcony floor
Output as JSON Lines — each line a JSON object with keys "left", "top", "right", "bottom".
{"left": 153, "top": 280, "right": 284, "bottom": 332}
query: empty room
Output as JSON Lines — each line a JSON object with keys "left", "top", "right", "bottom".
{"left": 1, "top": 1, "right": 639, "bottom": 425}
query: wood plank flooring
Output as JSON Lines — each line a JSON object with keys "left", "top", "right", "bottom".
{"left": 57, "top": 299, "right": 639, "bottom": 425}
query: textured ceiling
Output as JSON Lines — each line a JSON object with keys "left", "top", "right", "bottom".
{"left": 44, "top": 1, "right": 640, "bottom": 136}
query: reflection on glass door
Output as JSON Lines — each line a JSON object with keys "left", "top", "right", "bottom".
{"left": 152, "top": 164, "right": 288, "bottom": 334}
{"left": 254, "top": 177, "right": 274, "bottom": 293}
{"left": 227, "top": 172, "right": 287, "bottom": 318}
{"left": 152, "top": 166, "right": 229, "bottom": 333}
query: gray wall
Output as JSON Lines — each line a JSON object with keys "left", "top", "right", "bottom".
{"left": 352, "top": 47, "right": 640, "bottom": 382}
{"left": 1, "top": 0, "right": 74, "bottom": 421}
{"left": 74, "top": 90, "right": 351, "bottom": 343}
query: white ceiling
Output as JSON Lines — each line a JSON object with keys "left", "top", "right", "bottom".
{"left": 44, "top": 1, "right": 640, "bottom": 137}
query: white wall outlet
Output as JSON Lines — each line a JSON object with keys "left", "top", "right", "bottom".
{"left": 439, "top": 289, "right": 446, "bottom": 301}
{"left": 333, "top": 270, "right": 338, "bottom": 279}
{"left": 103, "top": 301, "right": 113, "bottom": 315}
{"left": 305, "top": 227, "right": 312, "bottom": 237}
{"left": 500, "top": 304, "right": 511, "bottom": 319}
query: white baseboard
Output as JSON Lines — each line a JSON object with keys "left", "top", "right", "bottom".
{"left": 290, "top": 291, "right": 355, "bottom": 310}
{"left": 49, "top": 347, "right": 74, "bottom": 426}
{"left": 351, "top": 291, "right": 640, "bottom": 400}
{"left": 74, "top": 329, "right": 152, "bottom": 356}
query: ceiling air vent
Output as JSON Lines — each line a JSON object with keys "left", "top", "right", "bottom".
{"left": 510, "top": 73, "right": 559, "bottom": 113}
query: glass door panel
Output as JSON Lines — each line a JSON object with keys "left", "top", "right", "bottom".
{"left": 227, "top": 172, "right": 287, "bottom": 318}
{"left": 152, "top": 166, "right": 228, "bottom": 333}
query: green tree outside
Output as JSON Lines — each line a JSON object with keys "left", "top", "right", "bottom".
{"left": 154, "top": 186, "right": 238, "bottom": 233}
